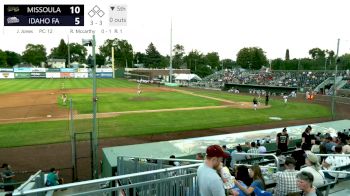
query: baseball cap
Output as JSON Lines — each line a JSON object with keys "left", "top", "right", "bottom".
{"left": 206, "top": 145, "right": 230, "bottom": 158}
{"left": 306, "top": 152, "right": 320, "bottom": 168}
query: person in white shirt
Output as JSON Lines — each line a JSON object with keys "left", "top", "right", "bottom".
{"left": 283, "top": 94, "right": 288, "bottom": 104}
{"left": 322, "top": 145, "right": 350, "bottom": 179}
{"left": 301, "top": 152, "right": 325, "bottom": 187}
{"left": 257, "top": 142, "right": 266, "bottom": 153}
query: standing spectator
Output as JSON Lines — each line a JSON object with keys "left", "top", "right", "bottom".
{"left": 1, "top": 163, "right": 15, "bottom": 192}
{"left": 302, "top": 125, "right": 314, "bottom": 151}
{"left": 277, "top": 128, "right": 289, "bottom": 153}
{"left": 296, "top": 171, "right": 318, "bottom": 196}
{"left": 234, "top": 165, "right": 266, "bottom": 195}
{"left": 169, "top": 155, "right": 180, "bottom": 166}
{"left": 222, "top": 145, "right": 231, "bottom": 167}
{"left": 322, "top": 145, "right": 350, "bottom": 179}
{"left": 301, "top": 152, "right": 325, "bottom": 187}
{"left": 273, "top": 157, "right": 300, "bottom": 196}
{"left": 291, "top": 142, "right": 306, "bottom": 170}
{"left": 265, "top": 93, "right": 269, "bottom": 106}
{"left": 197, "top": 145, "right": 229, "bottom": 196}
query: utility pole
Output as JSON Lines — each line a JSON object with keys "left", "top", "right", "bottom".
{"left": 169, "top": 19, "right": 173, "bottom": 83}
{"left": 331, "top": 38, "right": 340, "bottom": 120}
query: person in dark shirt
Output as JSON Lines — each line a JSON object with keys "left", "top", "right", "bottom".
{"left": 291, "top": 142, "right": 306, "bottom": 170}
{"left": 276, "top": 128, "right": 289, "bottom": 153}
{"left": 302, "top": 125, "right": 314, "bottom": 151}
{"left": 265, "top": 93, "right": 270, "bottom": 106}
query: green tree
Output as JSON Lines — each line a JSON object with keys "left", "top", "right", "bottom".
{"left": 145, "top": 42, "right": 162, "bottom": 68}
{"left": 96, "top": 53, "right": 105, "bottom": 66}
{"left": 205, "top": 52, "right": 220, "bottom": 70}
{"left": 221, "top": 59, "right": 236, "bottom": 69}
{"left": 5, "top": 51, "right": 21, "bottom": 67}
{"left": 172, "top": 44, "right": 185, "bottom": 68}
{"left": 22, "top": 44, "right": 47, "bottom": 66}
{"left": 309, "top": 48, "right": 325, "bottom": 59}
{"left": 99, "top": 38, "right": 133, "bottom": 68}
{"left": 49, "top": 39, "right": 68, "bottom": 60}
{"left": 236, "top": 47, "right": 268, "bottom": 70}
{"left": 183, "top": 50, "right": 213, "bottom": 77}
{"left": 69, "top": 43, "right": 87, "bottom": 63}
{"left": 285, "top": 49, "right": 290, "bottom": 60}
{"left": 0, "top": 50, "right": 7, "bottom": 67}
{"left": 134, "top": 52, "right": 146, "bottom": 65}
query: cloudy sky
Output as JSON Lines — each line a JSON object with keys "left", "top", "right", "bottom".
{"left": 1, "top": 0, "right": 349, "bottom": 60}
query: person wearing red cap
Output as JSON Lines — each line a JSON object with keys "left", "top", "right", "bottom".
{"left": 197, "top": 144, "right": 229, "bottom": 196}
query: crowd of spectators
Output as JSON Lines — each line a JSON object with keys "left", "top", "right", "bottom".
{"left": 195, "top": 125, "right": 350, "bottom": 196}
{"left": 191, "top": 69, "right": 350, "bottom": 92}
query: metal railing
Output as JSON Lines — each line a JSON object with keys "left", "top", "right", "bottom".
{"left": 234, "top": 152, "right": 281, "bottom": 170}
{"left": 13, "top": 163, "right": 202, "bottom": 196}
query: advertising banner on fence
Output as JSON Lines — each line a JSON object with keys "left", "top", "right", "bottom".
{"left": 98, "top": 72, "right": 113, "bottom": 78}
{"left": 14, "top": 67, "right": 32, "bottom": 72}
{"left": 46, "top": 72, "right": 61, "bottom": 78}
{"left": 74, "top": 73, "right": 89, "bottom": 78}
{"left": 31, "top": 68, "right": 46, "bottom": 72}
{"left": 96, "top": 68, "right": 113, "bottom": 73}
{"left": 47, "top": 68, "right": 61, "bottom": 72}
{"left": 60, "top": 72, "right": 74, "bottom": 78}
{"left": 60, "top": 68, "right": 75, "bottom": 72}
{"left": 0, "top": 72, "right": 14, "bottom": 78}
{"left": 0, "top": 68, "right": 13, "bottom": 72}
{"left": 31, "top": 72, "right": 46, "bottom": 78}
{"left": 14, "top": 72, "right": 31, "bottom": 78}
{"left": 77, "top": 68, "right": 89, "bottom": 73}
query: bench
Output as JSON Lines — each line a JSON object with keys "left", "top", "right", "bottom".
{"left": 333, "top": 164, "right": 350, "bottom": 183}
{"left": 316, "top": 181, "right": 336, "bottom": 196}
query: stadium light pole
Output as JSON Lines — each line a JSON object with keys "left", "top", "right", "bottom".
{"left": 82, "top": 35, "right": 98, "bottom": 179}
{"left": 331, "top": 38, "right": 340, "bottom": 120}
{"left": 111, "top": 41, "right": 117, "bottom": 79}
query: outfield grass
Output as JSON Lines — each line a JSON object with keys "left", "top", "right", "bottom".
{"left": 0, "top": 78, "right": 137, "bottom": 94}
{"left": 0, "top": 98, "right": 330, "bottom": 148}
{"left": 66, "top": 92, "right": 222, "bottom": 113}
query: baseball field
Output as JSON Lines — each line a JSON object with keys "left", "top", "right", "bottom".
{"left": 0, "top": 78, "right": 331, "bottom": 148}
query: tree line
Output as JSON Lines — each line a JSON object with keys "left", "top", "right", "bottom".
{"left": 0, "top": 38, "right": 349, "bottom": 77}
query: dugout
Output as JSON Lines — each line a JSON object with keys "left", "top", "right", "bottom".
{"left": 224, "top": 83, "right": 298, "bottom": 94}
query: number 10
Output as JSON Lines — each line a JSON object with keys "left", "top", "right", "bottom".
{"left": 70, "top": 6, "right": 80, "bottom": 14}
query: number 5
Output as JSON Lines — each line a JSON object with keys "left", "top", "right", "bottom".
{"left": 75, "top": 17, "right": 80, "bottom": 25}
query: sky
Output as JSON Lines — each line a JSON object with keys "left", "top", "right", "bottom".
{"left": 1, "top": 0, "right": 350, "bottom": 60}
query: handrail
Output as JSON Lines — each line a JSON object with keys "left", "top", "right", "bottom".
{"left": 15, "top": 170, "right": 42, "bottom": 191}
{"left": 119, "top": 155, "right": 203, "bottom": 163}
{"left": 13, "top": 163, "right": 202, "bottom": 196}
{"left": 235, "top": 152, "right": 280, "bottom": 170}
{"left": 315, "top": 153, "right": 350, "bottom": 157}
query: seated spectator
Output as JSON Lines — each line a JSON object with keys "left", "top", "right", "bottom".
{"left": 273, "top": 157, "right": 299, "bottom": 196}
{"left": 247, "top": 142, "right": 260, "bottom": 159}
{"left": 46, "top": 168, "right": 63, "bottom": 186}
{"left": 235, "top": 165, "right": 253, "bottom": 187}
{"left": 296, "top": 171, "right": 318, "bottom": 196}
{"left": 322, "top": 145, "right": 350, "bottom": 179}
{"left": 1, "top": 163, "right": 15, "bottom": 192}
{"left": 343, "top": 135, "right": 350, "bottom": 154}
{"left": 276, "top": 149, "right": 286, "bottom": 165}
{"left": 257, "top": 142, "right": 267, "bottom": 154}
{"left": 169, "top": 155, "right": 180, "bottom": 166}
{"left": 301, "top": 152, "right": 325, "bottom": 187}
{"left": 324, "top": 136, "right": 336, "bottom": 154}
{"left": 230, "top": 145, "right": 247, "bottom": 168}
{"left": 196, "top": 153, "right": 204, "bottom": 160}
{"left": 217, "top": 162, "right": 238, "bottom": 196}
{"left": 222, "top": 145, "right": 232, "bottom": 167}
{"left": 311, "top": 140, "right": 321, "bottom": 154}
{"left": 291, "top": 142, "right": 306, "bottom": 170}
{"left": 234, "top": 165, "right": 266, "bottom": 195}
